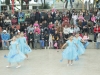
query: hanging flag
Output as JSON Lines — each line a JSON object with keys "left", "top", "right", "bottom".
{"left": 12, "top": 0, "right": 14, "bottom": 14}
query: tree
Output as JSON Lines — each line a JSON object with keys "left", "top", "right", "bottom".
{"left": 5, "top": 0, "right": 10, "bottom": 5}
{"left": 41, "top": 0, "right": 43, "bottom": 8}
{"left": 5, "top": 0, "right": 10, "bottom": 10}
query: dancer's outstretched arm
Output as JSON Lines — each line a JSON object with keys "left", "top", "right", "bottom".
{"left": 61, "top": 43, "right": 67, "bottom": 49}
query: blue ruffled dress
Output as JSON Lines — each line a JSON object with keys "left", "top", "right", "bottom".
{"left": 5, "top": 41, "right": 26, "bottom": 63}
{"left": 62, "top": 40, "right": 78, "bottom": 60}
{"left": 73, "top": 37, "right": 85, "bottom": 55}
{"left": 18, "top": 37, "right": 32, "bottom": 54}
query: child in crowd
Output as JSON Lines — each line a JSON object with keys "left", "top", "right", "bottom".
{"left": 33, "top": 21, "right": 39, "bottom": 28}
{"left": 40, "top": 32, "right": 45, "bottom": 49}
{"left": 44, "top": 32, "right": 49, "bottom": 49}
{"left": 82, "top": 33, "right": 89, "bottom": 49}
{"left": 49, "top": 34, "right": 53, "bottom": 49}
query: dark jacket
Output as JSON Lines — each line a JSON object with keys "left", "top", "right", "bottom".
{"left": 34, "top": 33, "right": 40, "bottom": 41}
{"left": 44, "top": 34, "right": 49, "bottom": 41}
{"left": 40, "top": 33, "right": 44, "bottom": 40}
{"left": 20, "top": 25, "right": 25, "bottom": 32}
{"left": 49, "top": 28, "right": 55, "bottom": 35}
{"left": 35, "top": 12, "right": 40, "bottom": 21}
{"left": 47, "top": 17, "right": 53, "bottom": 23}
{"left": 28, "top": 33, "right": 34, "bottom": 41}
{"left": 0, "top": 18, "right": 4, "bottom": 27}
{"left": 40, "top": 17, "right": 46, "bottom": 23}
{"left": 25, "top": 17, "right": 31, "bottom": 23}
{"left": 54, "top": 16, "right": 61, "bottom": 21}
{"left": 42, "top": 23, "right": 48, "bottom": 28}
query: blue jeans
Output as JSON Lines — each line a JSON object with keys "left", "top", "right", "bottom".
{"left": 96, "top": 42, "right": 100, "bottom": 49}
{"left": 84, "top": 41, "right": 89, "bottom": 49}
{"left": 94, "top": 33, "right": 98, "bottom": 42}
{"left": 40, "top": 40, "right": 44, "bottom": 48}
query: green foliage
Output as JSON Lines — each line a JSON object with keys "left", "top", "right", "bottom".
{"left": 5, "top": 0, "right": 10, "bottom": 5}
{"left": 39, "top": 3, "right": 50, "bottom": 9}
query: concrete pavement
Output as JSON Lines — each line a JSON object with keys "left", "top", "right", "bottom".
{"left": 0, "top": 49, "right": 100, "bottom": 75}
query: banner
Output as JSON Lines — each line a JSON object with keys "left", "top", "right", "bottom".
{"left": 12, "top": 0, "right": 14, "bottom": 14}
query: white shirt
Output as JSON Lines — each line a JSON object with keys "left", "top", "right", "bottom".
{"left": 27, "top": 26, "right": 34, "bottom": 33}
{"left": 74, "top": 27, "right": 80, "bottom": 33}
{"left": 69, "top": 28, "right": 74, "bottom": 33}
{"left": 63, "top": 27, "right": 70, "bottom": 34}
{"left": 49, "top": 35, "right": 53, "bottom": 42}
{"left": 72, "top": 15, "right": 78, "bottom": 20}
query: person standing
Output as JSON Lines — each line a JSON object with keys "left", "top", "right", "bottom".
{"left": 34, "top": 31, "right": 40, "bottom": 49}
{"left": 28, "top": 31, "right": 34, "bottom": 49}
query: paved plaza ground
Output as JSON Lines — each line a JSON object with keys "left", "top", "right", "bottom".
{"left": 0, "top": 49, "right": 100, "bottom": 75}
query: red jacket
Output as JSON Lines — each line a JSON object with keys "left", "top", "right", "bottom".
{"left": 11, "top": 18, "right": 17, "bottom": 25}
{"left": 79, "top": 34, "right": 83, "bottom": 38}
{"left": 62, "top": 20, "right": 70, "bottom": 27}
{"left": 62, "top": 16, "right": 69, "bottom": 22}
{"left": 93, "top": 27, "right": 100, "bottom": 33}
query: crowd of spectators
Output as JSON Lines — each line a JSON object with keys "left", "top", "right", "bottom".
{"left": 0, "top": 9, "right": 100, "bottom": 49}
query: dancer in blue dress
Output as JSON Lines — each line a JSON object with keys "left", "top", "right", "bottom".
{"left": 19, "top": 32, "right": 32, "bottom": 59}
{"left": 16, "top": 34, "right": 20, "bottom": 44}
{"left": 5, "top": 36, "right": 26, "bottom": 68}
{"left": 73, "top": 33, "right": 85, "bottom": 55}
{"left": 74, "top": 33, "right": 85, "bottom": 55}
{"left": 61, "top": 34, "right": 78, "bottom": 66}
